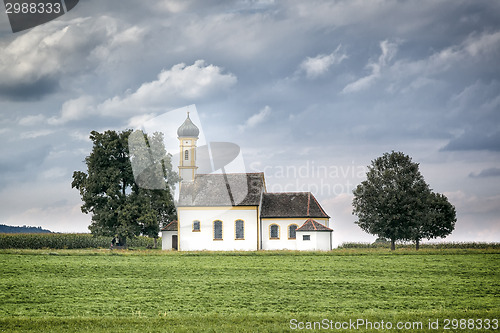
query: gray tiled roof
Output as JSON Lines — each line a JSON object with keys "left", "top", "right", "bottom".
{"left": 178, "top": 173, "right": 265, "bottom": 207}
{"left": 260, "top": 192, "right": 330, "bottom": 218}
{"left": 296, "top": 218, "right": 333, "bottom": 232}
{"left": 161, "top": 220, "right": 177, "bottom": 231}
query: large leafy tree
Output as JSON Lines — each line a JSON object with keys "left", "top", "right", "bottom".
{"left": 128, "top": 130, "right": 179, "bottom": 244}
{"left": 352, "top": 151, "right": 456, "bottom": 250}
{"left": 72, "top": 130, "right": 179, "bottom": 247}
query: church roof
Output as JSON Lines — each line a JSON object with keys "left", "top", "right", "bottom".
{"left": 178, "top": 173, "right": 265, "bottom": 207}
{"left": 161, "top": 220, "right": 177, "bottom": 231}
{"left": 296, "top": 218, "right": 333, "bottom": 232}
{"left": 260, "top": 192, "right": 330, "bottom": 218}
{"left": 177, "top": 113, "right": 200, "bottom": 138}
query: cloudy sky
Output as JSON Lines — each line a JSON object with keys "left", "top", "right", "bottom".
{"left": 0, "top": 0, "right": 499, "bottom": 246}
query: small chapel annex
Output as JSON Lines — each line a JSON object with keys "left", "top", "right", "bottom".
{"left": 161, "top": 113, "right": 333, "bottom": 251}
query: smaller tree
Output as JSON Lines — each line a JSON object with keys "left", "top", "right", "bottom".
{"left": 412, "top": 192, "right": 456, "bottom": 250}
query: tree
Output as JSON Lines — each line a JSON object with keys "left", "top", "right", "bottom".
{"left": 412, "top": 192, "right": 456, "bottom": 250}
{"left": 72, "top": 130, "right": 179, "bottom": 247}
{"left": 128, "top": 130, "right": 179, "bottom": 247}
{"left": 352, "top": 151, "right": 456, "bottom": 250}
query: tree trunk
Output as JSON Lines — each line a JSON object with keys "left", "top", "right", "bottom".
{"left": 153, "top": 238, "right": 157, "bottom": 249}
{"left": 390, "top": 238, "right": 395, "bottom": 251}
{"left": 118, "top": 236, "right": 127, "bottom": 248}
{"left": 415, "top": 238, "right": 420, "bottom": 251}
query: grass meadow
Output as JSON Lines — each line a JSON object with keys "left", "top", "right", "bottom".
{"left": 0, "top": 248, "right": 499, "bottom": 332}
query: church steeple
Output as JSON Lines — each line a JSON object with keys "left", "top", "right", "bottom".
{"left": 178, "top": 112, "right": 199, "bottom": 182}
{"left": 177, "top": 112, "right": 200, "bottom": 138}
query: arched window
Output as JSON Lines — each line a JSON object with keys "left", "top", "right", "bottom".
{"left": 192, "top": 220, "right": 200, "bottom": 232}
{"left": 235, "top": 220, "right": 244, "bottom": 240}
{"left": 213, "top": 220, "right": 223, "bottom": 240}
{"left": 288, "top": 224, "right": 298, "bottom": 239}
{"left": 184, "top": 149, "right": 189, "bottom": 160}
{"left": 269, "top": 224, "right": 280, "bottom": 239}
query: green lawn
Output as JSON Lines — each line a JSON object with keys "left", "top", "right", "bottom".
{"left": 0, "top": 249, "right": 499, "bottom": 332}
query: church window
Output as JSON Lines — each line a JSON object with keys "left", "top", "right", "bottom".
{"left": 185, "top": 150, "right": 189, "bottom": 160}
{"left": 288, "top": 224, "right": 298, "bottom": 239}
{"left": 213, "top": 220, "right": 223, "bottom": 240}
{"left": 235, "top": 220, "right": 244, "bottom": 239}
{"left": 269, "top": 224, "right": 280, "bottom": 239}
{"left": 303, "top": 235, "right": 310, "bottom": 241}
{"left": 192, "top": 220, "right": 200, "bottom": 232}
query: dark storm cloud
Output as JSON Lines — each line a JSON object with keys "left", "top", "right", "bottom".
{"left": 443, "top": 131, "right": 500, "bottom": 152}
{"left": 0, "top": 77, "right": 59, "bottom": 101}
{"left": 439, "top": 80, "right": 500, "bottom": 152}
{"left": 469, "top": 168, "right": 500, "bottom": 178}
{"left": 0, "top": 15, "right": 139, "bottom": 101}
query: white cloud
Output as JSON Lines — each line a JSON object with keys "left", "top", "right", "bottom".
{"left": 436, "top": 30, "right": 500, "bottom": 65}
{"left": 69, "top": 131, "right": 91, "bottom": 142}
{"left": 238, "top": 106, "right": 271, "bottom": 132}
{"left": 127, "top": 113, "right": 157, "bottom": 128}
{"left": 18, "top": 114, "right": 46, "bottom": 126}
{"left": 0, "top": 18, "right": 96, "bottom": 86}
{"left": 342, "top": 40, "right": 398, "bottom": 93}
{"left": 97, "top": 60, "right": 237, "bottom": 116}
{"left": 342, "top": 72, "right": 378, "bottom": 94}
{"left": 154, "top": 0, "right": 194, "bottom": 13}
{"left": 464, "top": 31, "right": 500, "bottom": 57}
{"left": 48, "top": 96, "right": 95, "bottom": 125}
{"left": 19, "top": 129, "right": 54, "bottom": 139}
{"left": 388, "top": 31, "right": 500, "bottom": 83}
{"left": 40, "top": 167, "right": 67, "bottom": 180}
{"left": 46, "top": 60, "right": 237, "bottom": 124}
{"left": 111, "top": 26, "right": 146, "bottom": 47}
{"left": 419, "top": 33, "right": 497, "bottom": 74}
{"left": 298, "top": 45, "right": 347, "bottom": 79}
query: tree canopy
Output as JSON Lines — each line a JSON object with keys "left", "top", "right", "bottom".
{"left": 72, "top": 130, "right": 179, "bottom": 246}
{"left": 352, "top": 151, "right": 456, "bottom": 250}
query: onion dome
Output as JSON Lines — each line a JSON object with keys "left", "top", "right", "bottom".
{"left": 177, "top": 112, "right": 199, "bottom": 138}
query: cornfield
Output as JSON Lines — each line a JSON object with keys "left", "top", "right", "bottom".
{"left": 339, "top": 242, "right": 500, "bottom": 249}
{"left": 0, "top": 233, "right": 157, "bottom": 249}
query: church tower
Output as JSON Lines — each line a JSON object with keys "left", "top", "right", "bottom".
{"left": 177, "top": 112, "right": 199, "bottom": 182}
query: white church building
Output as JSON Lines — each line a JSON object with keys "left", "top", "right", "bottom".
{"left": 161, "top": 114, "right": 333, "bottom": 251}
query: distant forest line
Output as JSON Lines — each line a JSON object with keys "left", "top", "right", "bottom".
{"left": 0, "top": 224, "right": 52, "bottom": 234}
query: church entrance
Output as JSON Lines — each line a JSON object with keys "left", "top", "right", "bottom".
{"left": 172, "top": 235, "right": 178, "bottom": 250}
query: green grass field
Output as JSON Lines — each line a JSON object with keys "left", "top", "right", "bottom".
{"left": 0, "top": 249, "right": 499, "bottom": 332}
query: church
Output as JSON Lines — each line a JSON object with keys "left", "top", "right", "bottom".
{"left": 161, "top": 113, "right": 333, "bottom": 251}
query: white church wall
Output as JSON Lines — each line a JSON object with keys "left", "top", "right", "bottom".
{"left": 178, "top": 207, "right": 258, "bottom": 251}
{"left": 161, "top": 230, "right": 177, "bottom": 250}
{"left": 261, "top": 218, "right": 305, "bottom": 250}
{"left": 296, "top": 231, "right": 332, "bottom": 251}
{"left": 310, "top": 218, "right": 332, "bottom": 251}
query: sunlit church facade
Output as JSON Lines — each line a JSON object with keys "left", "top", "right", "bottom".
{"left": 161, "top": 114, "right": 333, "bottom": 251}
